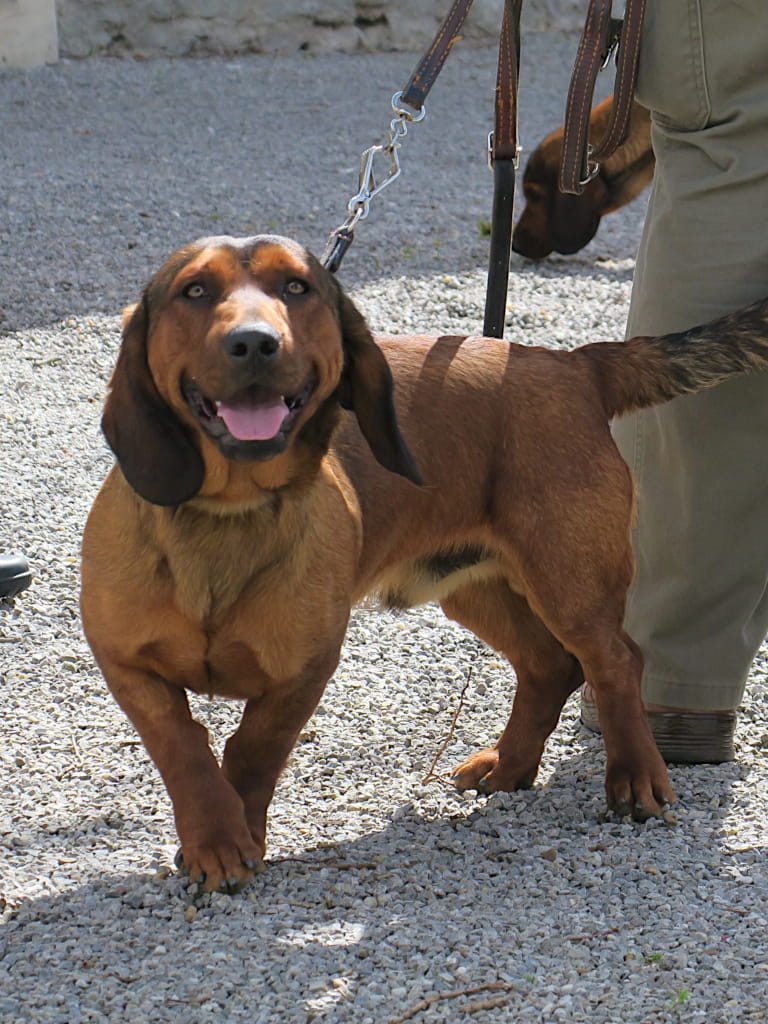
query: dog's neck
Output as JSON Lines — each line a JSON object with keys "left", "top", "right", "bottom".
{"left": 190, "top": 454, "right": 315, "bottom": 516}
{"left": 132, "top": 408, "right": 342, "bottom": 623}
{"left": 138, "top": 481, "right": 314, "bottom": 623}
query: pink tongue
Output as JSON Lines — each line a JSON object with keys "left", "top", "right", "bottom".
{"left": 218, "top": 395, "right": 290, "bottom": 441}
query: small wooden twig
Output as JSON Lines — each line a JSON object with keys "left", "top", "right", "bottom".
{"left": 463, "top": 995, "right": 512, "bottom": 1013}
{"left": 389, "top": 981, "right": 519, "bottom": 1024}
{"left": 421, "top": 667, "right": 473, "bottom": 785}
{"left": 70, "top": 731, "right": 85, "bottom": 767}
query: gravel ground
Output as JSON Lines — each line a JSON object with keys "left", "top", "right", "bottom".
{"left": 1, "top": 36, "right": 767, "bottom": 1024}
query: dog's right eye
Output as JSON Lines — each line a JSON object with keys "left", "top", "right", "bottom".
{"left": 182, "top": 282, "right": 208, "bottom": 300}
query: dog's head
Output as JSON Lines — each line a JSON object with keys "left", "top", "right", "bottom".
{"left": 102, "top": 235, "right": 421, "bottom": 506}
{"left": 512, "top": 138, "right": 608, "bottom": 260}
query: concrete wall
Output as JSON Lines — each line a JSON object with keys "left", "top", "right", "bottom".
{"left": 0, "top": 0, "right": 58, "bottom": 67}
{"left": 56, "top": 1, "right": 585, "bottom": 59}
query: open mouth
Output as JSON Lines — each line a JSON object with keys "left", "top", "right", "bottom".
{"left": 183, "top": 376, "right": 316, "bottom": 457}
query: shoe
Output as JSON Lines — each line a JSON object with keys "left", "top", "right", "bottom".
{"left": 0, "top": 554, "right": 32, "bottom": 600}
{"left": 579, "top": 683, "right": 736, "bottom": 764}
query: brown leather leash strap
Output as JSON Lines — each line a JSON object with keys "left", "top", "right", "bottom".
{"left": 322, "top": 0, "right": 476, "bottom": 272}
{"left": 403, "top": 0, "right": 524, "bottom": 338}
{"left": 400, "top": 0, "right": 478, "bottom": 112}
{"left": 483, "top": 0, "right": 523, "bottom": 338}
{"left": 559, "top": 0, "right": 646, "bottom": 195}
{"left": 324, "top": 0, "right": 524, "bottom": 342}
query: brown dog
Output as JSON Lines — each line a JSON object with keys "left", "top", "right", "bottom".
{"left": 513, "top": 97, "right": 654, "bottom": 259}
{"left": 81, "top": 235, "right": 768, "bottom": 892}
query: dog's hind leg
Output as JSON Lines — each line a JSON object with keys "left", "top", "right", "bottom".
{"left": 554, "top": 623, "right": 676, "bottom": 819}
{"left": 441, "top": 577, "right": 583, "bottom": 793}
{"left": 516, "top": 558, "right": 676, "bottom": 820}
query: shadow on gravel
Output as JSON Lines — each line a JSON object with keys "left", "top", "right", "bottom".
{"left": 2, "top": 731, "right": 763, "bottom": 1023}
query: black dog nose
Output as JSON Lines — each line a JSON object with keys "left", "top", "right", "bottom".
{"left": 223, "top": 322, "right": 281, "bottom": 364}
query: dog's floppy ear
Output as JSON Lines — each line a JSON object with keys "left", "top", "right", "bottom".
{"left": 335, "top": 289, "right": 422, "bottom": 486}
{"left": 550, "top": 176, "right": 608, "bottom": 255}
{"left": 102, "top": 295, "right": 205, "bottom": 506}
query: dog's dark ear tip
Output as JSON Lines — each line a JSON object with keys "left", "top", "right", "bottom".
{"left": 384, "top": 446, "right": 423, "bottom": 487}
{"left": 124, "top": 465, "right": 204, "bottom": 507}
{"left": 404, "top": 462, "right": 424, "bottom": 487}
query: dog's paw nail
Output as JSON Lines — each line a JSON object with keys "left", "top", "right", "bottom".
{"left": 174, "top": 849, "right": 185, "bottom": 870}
{"left": 614, "top": 800, "right": 633, "bottom": 817}
{"left": 661, "top": 807, "right": 678, "bottom": 825}
{"left": 633, "top": 802, "right": 652, "bottom": 822}
{"left": 476, "top": 777, "right": 491, "bottom": 795}
{"left": 245, "top": 857, "right": 267, "bottom": 873}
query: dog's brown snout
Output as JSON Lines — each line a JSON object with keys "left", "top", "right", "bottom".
{"left": 512, "top": 233, "right": 552, "bottom": 260}
{"left": 224, "top": 322, "right": 281, "bottom": 367}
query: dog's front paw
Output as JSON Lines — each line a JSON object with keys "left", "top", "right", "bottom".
{"left": 175, "top": 821, "right": 266, "bottom": 893}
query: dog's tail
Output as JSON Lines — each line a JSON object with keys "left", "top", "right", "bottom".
{"left": 582, "top": 297, "right": 768, "bottom": 419}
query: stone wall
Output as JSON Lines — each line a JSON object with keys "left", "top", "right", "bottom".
{"left": 0, "top": 0, "right": 58, "bottom": 67}
{"left": 57, "top": 1, "right": 585, "bottom": 59}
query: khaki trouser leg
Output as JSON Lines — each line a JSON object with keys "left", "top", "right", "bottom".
{"left": 613, "top": 0, "right": 768, "bottom": 709}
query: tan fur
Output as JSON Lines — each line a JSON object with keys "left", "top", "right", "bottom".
{"left": 84, "top": 234, "right": 768, "bottom": 893}
{"left": 374, "top": 555, "right": 506, "bottom": 609}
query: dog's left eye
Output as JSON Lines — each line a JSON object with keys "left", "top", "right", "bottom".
{"left": 183, "top": 282, "right": 208, "bottom": 300}
{"left": 284, "top": 279, "right": 309, "bottom": 297}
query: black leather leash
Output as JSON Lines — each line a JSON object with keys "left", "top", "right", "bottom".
{"left": 483, "top": 0, "right": 523, "bottom": 338}
{"left": 322, "top": 0, "right": 524, "bottom": 341}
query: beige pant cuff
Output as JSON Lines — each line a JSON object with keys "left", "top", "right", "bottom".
{"left": 641, "top": 673, "right": 742, "bottom": 712}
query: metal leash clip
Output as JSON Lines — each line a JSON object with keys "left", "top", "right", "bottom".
{"left": 600, "top": 16, "right": 624, "bottom": 69}
{"left": 579, "top": 143, "right": 602, "bottom": 187}
{"left": 322, "top": 92, "right": 426, "bottom": 272}
{"left": 487, "top": 130, "right": 522, "bottom": 171}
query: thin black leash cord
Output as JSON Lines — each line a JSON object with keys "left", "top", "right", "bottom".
{"left": 321, "top": 0, "right": 522, "bottom": 342}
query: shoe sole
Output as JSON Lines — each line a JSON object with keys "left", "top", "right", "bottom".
{"left": 0, "top": 571, "right": 32, "bottom": 600}
{"left": 580, "top": 698, "right": 736, "bottom": 765}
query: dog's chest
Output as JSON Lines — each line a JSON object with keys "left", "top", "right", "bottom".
{"left": 137, "top": 580, "right": 332, "bottom": 697}
{"left": 145, "top": 505, "right": 351, "bottom": 692}
{"left": 157, "top": 505, "right": 290, "bottom": 621}
{"left": 138, "top": 630, "right": 270, "bottom": 700}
